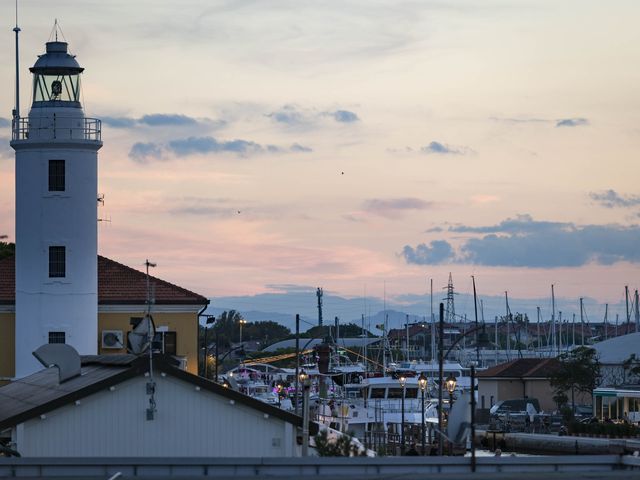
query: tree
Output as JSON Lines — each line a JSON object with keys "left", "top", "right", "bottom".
{"left": 314, "top": 430, "right": 364, "bottom": 457}
{"left": 549, "top": 346, "right": 600, "bottom": 412}
{"left": 0, "top": 242, "right": 15, "bottom": 260}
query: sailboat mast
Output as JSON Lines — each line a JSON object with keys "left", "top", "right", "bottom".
{"left": 505, "top": 291, "right": 510, "bottom": 361}
{"left": 580, "top": 297, "right": 585, "bottom": 346}
{"left": 626, "top": 286, "right": 631, "bottom": 330}
{"left": 604, "top": 303, "right": 608, "bottom": 340}
{"left": 551, "top": 284, "right": 556, "bottom": 356}
{"left": 635, "top": 290, "right": 639, "bottom": 333}
{"left": 536, "top": 307, "right": 541, "bottom": 353}
{"left": 472, "top": 275, "right": 480, "bottom": 364}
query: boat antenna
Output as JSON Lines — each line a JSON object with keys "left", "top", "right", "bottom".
{"left": 12, "top": 0, "right": 21, "bottom": 122}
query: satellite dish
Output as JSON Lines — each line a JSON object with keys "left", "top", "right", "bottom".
{"left": 33, "top": 343, "right": 81, "bottom": 382}
{"left": 127, "top": 314, "right": 156, "bottom": 355}
{"left": 446, "top": 392, "right": 471, "bottom": 445}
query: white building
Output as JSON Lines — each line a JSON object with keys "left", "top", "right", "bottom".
{"left": 10, "top": 37, "right": 102, "bottom": 378}
{"left": 0, "top": 354, "right": 312, "bottom": 457}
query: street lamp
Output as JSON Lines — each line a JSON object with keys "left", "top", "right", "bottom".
{"left": 445, "top": 374, "right": 457, "bottom": 407}
{"left": 299, "top": 369, "right": 311, "bottom": 456}
{"left": 203, "top": 316, "right": 215, "bottom": 379}
{"left": 239, "top": 318, "right": 247, "bottom": 345}
{"left": 445, "top": 373, "right": 457, "bottom": 456}
{"left": 418, "top": 372, "right": 428, "bottom": 455}
{"left": 399, "top": 374, "right": 407, "bottom": 455}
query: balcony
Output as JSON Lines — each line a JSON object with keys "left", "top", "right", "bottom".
{"left": 11, "top": 116, "right": 102, "bottom": 143}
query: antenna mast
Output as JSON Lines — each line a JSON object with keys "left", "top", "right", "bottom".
{"left": 316, "top": 287, "right": 323, "bottom": 327}
{"left": 145, "top": 259, "right": 157, "bottom": 421}
{"left": 12, "top": 0, "right": 21, "bottom": 121}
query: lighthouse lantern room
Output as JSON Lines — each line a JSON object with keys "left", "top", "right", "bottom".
{"left": 11, "top": 34, "right": 102, "bottom": 378}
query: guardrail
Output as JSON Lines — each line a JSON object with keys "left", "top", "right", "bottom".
{"left": 12, "top": 116, "right": 101, "bottom": 142}
{"left": 0, "top": 454, "right": 632, "bottom": 478}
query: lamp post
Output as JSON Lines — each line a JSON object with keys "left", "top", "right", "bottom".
{"left": 445, "top": 373, "right": 457, "bottom": 456}
{"left": 203, "top": 316, "right": 215, "bottom": 379}
{"left": 418, "top": 372, "right": 427, "bottom": 455}
{"left": 239, "top": 318, "right": 247, "bottom": 345}
{"left": 399, "top": 374, "right": 407, "bottom": 455}
{"left": 299, "top": 369, "right": 311, "bottom": 456}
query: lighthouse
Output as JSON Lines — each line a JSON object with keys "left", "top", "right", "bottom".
{"left": 11, "top": 36, "right": 102, "bottom": 377}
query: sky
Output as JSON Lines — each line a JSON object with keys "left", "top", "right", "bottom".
{"left": 1, "top": 0, "right": 639, "bottom": 321}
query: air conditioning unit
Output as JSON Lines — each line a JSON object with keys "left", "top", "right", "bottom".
{"left": 101, "top": 330, "right": 124, "bottom": 349}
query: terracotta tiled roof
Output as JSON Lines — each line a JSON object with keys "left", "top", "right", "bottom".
{"left": 0, "top": 255, "right": 208, "bottom": 306}
{"left": 476, "top": 358, "right": 560, "bottom": 379}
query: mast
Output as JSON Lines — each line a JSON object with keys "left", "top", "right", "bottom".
{"left": 551, "top": 284, "right": 557, "bottom": 356}
{"left": 472, "top": 275, "right": 480, "bottom": 364}
{"left": 12, "top": 0, "right": 21, "bottom": 121}
{"left": 635, "top": 289, "right": 640, "bottom": 333}
{"left": 430, "top": 278, "right": 435, "bottom": 364}
{"left": 625, "top": 286, "right": 631, "bottom": 331}
{"left": 536, "top": 306, "right": 541, "bottom": 353}
{"left": 505, "top": 291, "right": 510, "bottom": 361}
{"left": 572, "top": 313, "right": 576, "bottom": 347}
{"left": 580, "top": 297, "right": 585, "bottom": 346}
{"left": 604, "top": 303, "right": 609, "bottom": 340}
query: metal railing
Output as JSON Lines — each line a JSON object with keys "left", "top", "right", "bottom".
{"left": 12, "top": 116, "right": 101, "bottom": 142}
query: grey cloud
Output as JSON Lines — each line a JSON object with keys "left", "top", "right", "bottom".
{"left": 168, "top": 136, "right": 264, "bottom": 156}
{"left": 139, "top": 114, "right": 198, "bottom": 126}
{"left": 129, "top": 136, "right": 307, "bottom": 161}
{"left": 449, "top": 214, "right": 565, "bottom": 234}
{"left": 0, "top": 118, "right": 10, "bottom": 128}
{"left": 403, "top": 215, "right": 640, "bottom": 267}
{"left": 421, "top": 141, "right": 468, "bottom": 155}
{"left": 102, "top": 116, "right": 137, "bottom": 128}
{"left": 332, "top": 110, "right": 359, "bottom": 123}
{"left": 129, "top": 142, "right": 164, "bottom": 162}
{"left": 102, "top": 113, "right": 224, "bottom": 129}
{"left": 401, "top": 240, "right": 454, "bottom": 265}
{"left": 363, "top": 197, "right": 432, "bottom": 219}
{"left": 170, "top": 206, "right": 237, "bottom": 216}
{"left": 267, "top": 105, "right": 360, "bottom": 127}
{"left": 556, "top": 118, "right": 589, "bottom": 127}
{"left": 590, "top": 189, "right": 640, "bottom": 209}
{"left": 290, "top": 143, "right": 313, "bottom": 152}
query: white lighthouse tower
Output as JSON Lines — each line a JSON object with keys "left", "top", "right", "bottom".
{"left": 11, "top": 34, "right": 102, "bottom": 377}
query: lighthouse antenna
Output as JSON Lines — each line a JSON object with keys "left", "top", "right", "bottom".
{"left": 12, "top": 0, "right": 21, "bottom": 121}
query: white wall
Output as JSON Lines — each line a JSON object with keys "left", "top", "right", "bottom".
{"left": 17, "top": 374, "right": 297, "bottom": 457}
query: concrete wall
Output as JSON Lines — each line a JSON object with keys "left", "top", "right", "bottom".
{"left": 15, "top": 374, "right": 296, "bottom": 457}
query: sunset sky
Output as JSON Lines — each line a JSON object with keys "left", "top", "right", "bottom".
{"left": 1, "top": 0, "right": 639, "bottom": 320}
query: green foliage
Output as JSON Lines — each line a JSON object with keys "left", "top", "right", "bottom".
{"left": 569, "top": 421, "right": 640, "bottom": 438}
{"left": 549, "top": 346, "right": 600, "bottom": 409}
{"left": 0, "top": 242, "right": 15, "bottom": 260}
{"left": 314, "top": 430, "right": 364, "bottom": 457}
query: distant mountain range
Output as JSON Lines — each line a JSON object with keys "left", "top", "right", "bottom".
{"left": 203, "top": 289, "right": 626, "bottom": 332}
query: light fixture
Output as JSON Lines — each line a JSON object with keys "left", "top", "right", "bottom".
{"left": 299, "top": 369, "right": 309, "bottom": 386}
{"left": 418, "top": 372, "right": 427, "bottom": 392}
{"left": 398, "top": 374, "right": 407, "bottom": 388}
{"left": 445, "top": 374, "right": 457, "bottom": 395}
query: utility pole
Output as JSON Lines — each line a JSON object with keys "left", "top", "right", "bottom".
{"left": 316, "top": 288, "right": 323, "bottom": 327}
{"left": 438, "top": 302, "right": 444, "bottom": 457}
{"left": 445, "top": 273, "right": 456, "bottom": 326}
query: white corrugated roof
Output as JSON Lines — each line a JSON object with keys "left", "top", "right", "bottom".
{"left": 593, "top": 332, "right": 640, "bottom": 364}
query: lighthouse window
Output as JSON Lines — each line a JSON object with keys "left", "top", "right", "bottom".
{"left": 48, "top": 332, "right": 66, "bottom": 344}
{"left": 48, "top": 160, "right": 65, "bottom": 191}
{"left": 33, "top": 74, "right": 81, "bottom": 103}
{"left": 49, "top": 246, "right": 66, "bottom": 278}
